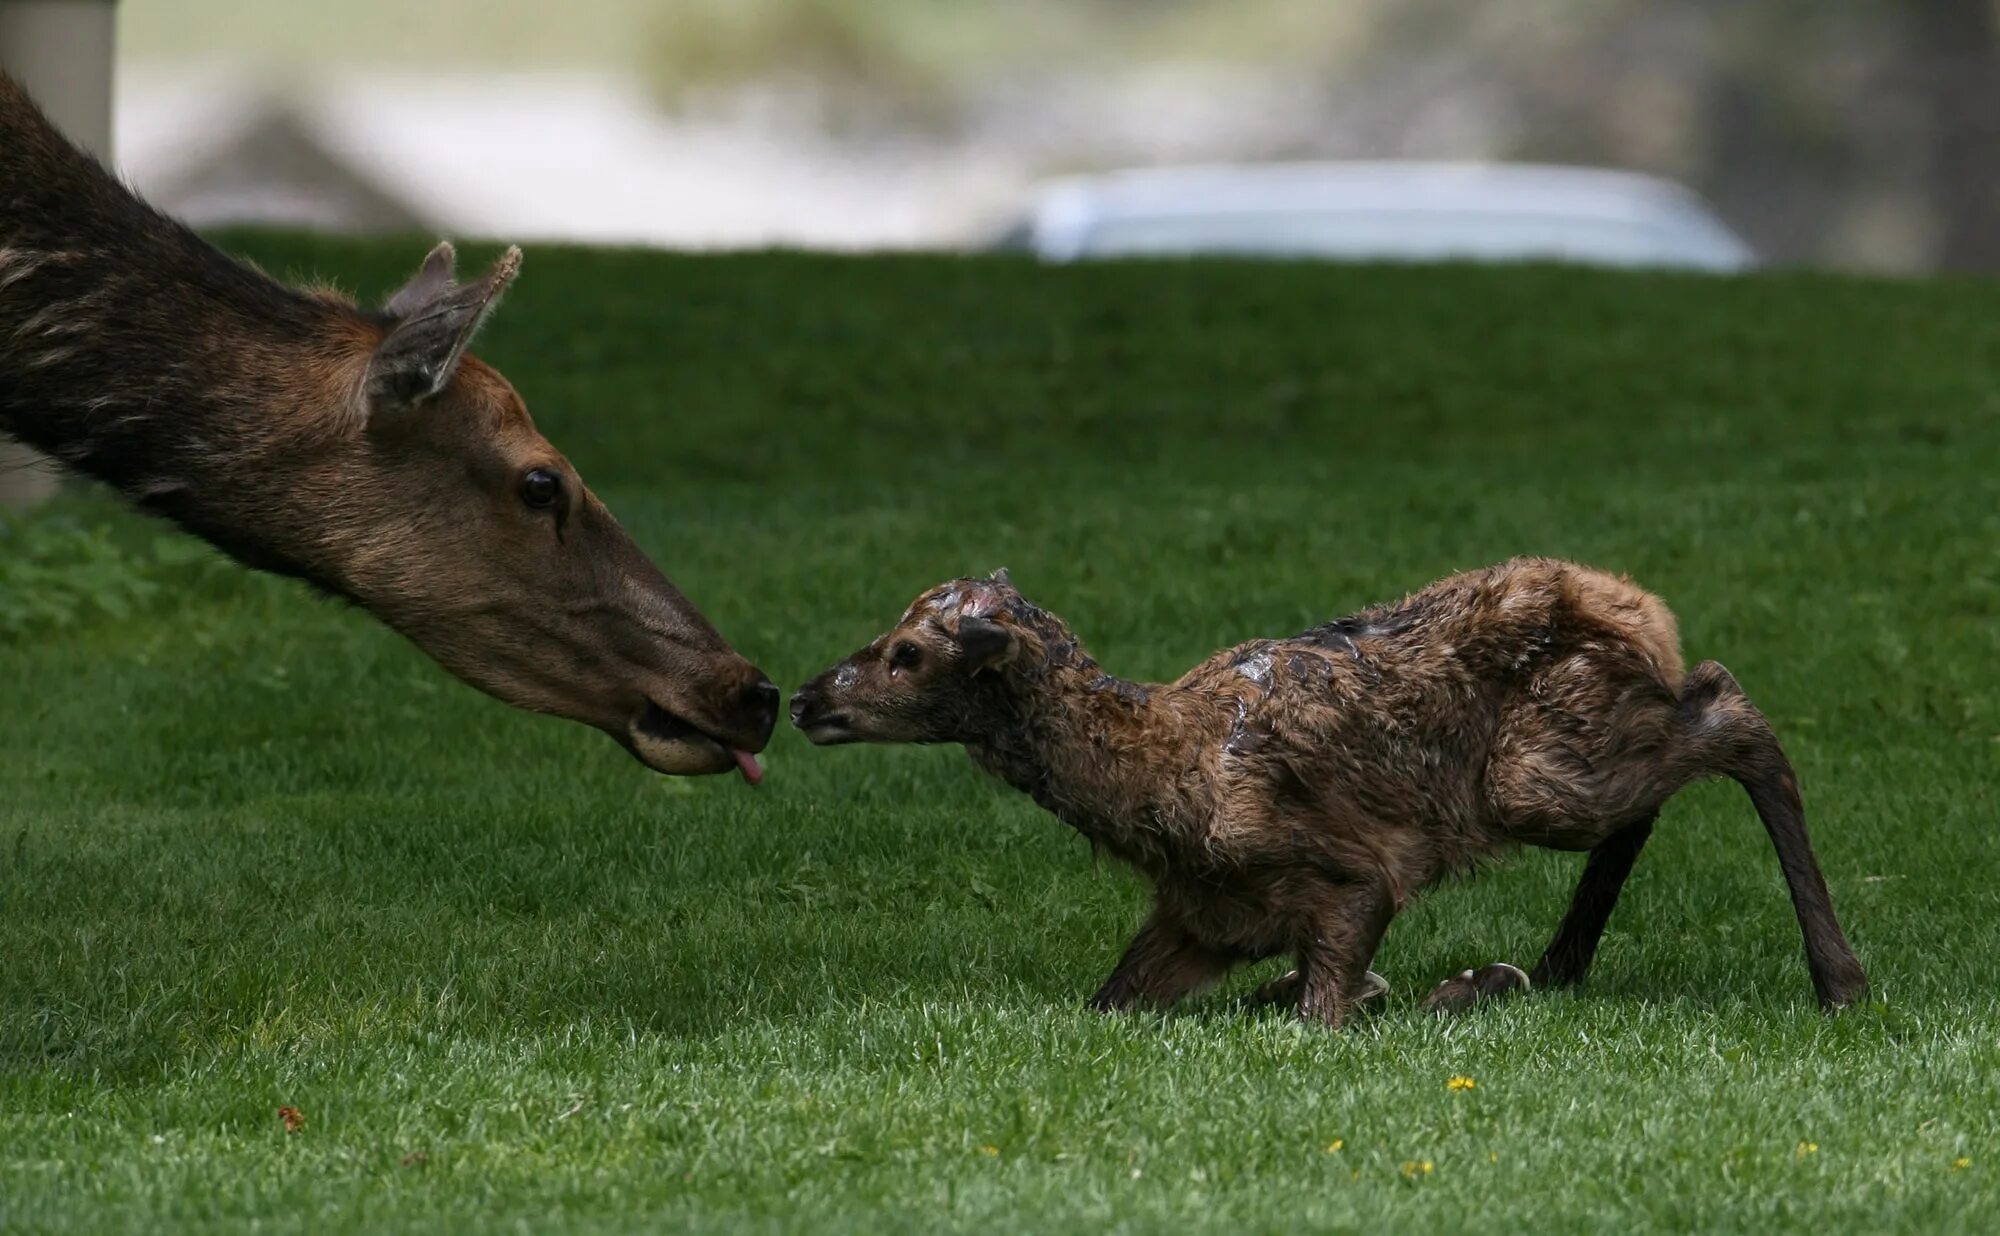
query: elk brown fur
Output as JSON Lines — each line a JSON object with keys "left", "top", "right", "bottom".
{"left": 0, "top": 74, "right": 776, "bottom": 778}
{"left": 792, "top": 559, "right": 1869, "bottom": 1026}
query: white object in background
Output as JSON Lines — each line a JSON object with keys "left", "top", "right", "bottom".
{"left": 1007, "top": 161, "right": 1757, "bottom": 272}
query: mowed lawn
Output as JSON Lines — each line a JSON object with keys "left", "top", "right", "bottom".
{"left": 3, "top": 239, "right": 1999, "bottom": 1234}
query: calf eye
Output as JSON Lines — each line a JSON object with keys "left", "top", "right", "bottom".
{"left": 520, "top": 468, "right": 562, "bottom": 510}
{"left": 889, "top": 641, "right": 923, "bottom": 670}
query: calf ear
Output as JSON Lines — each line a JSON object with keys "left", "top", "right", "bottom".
{"left": 365, "top": 246, "right": 522, "bottom": 410}
{"left": 955, "top": 616, "right": 1019, "bottom": 675}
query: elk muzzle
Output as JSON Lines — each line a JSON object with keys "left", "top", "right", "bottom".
{"left": 627, "top": 663, "right": 781, "bottom": 783}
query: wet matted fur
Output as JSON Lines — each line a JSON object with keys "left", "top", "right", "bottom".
{"left": 794, "top": 558, "right": 1868, "bottom": 1026}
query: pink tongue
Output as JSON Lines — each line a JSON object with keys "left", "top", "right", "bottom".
{"left": 733, "top": 749, "right": 764, "bottom": 786}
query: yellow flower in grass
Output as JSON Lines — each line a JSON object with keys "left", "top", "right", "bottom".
{"left": 1953, "top": 1157, "right": 1973, "bottom": 1172}
{"left": 1796, "top": 1141, "right": 1819, "bottom": 1159}
{"left": 1447, "top": 1076, "right": 1477, "bottom": 1092}
{"left": 978, "top": 1145, "right": 1000, "bottom": 1158}
{"left": 1323, "top": 1139, "right": 1344, "bottom": 1154}
{"left": 1400, "top": 1159, "right": 1435, "bottom": 1179}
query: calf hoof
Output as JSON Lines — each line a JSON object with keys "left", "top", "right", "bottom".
{"left": 1815, "top": 964, "right": 1870, "bottom": 1012}
{"left": 1422, "top": 962, "right": 1531, "bottom": 1016}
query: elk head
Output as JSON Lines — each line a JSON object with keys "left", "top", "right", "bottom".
{"left": 295, "top": 243, "right": 778, "bottom": 781}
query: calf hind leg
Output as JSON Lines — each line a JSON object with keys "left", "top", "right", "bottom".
{"left": 1421, "top": 962, "right": 1533, "bottom": 1015}
{"left": 1485, "top": 660, "right": 1866, "bottom": 1011}
{"left": 1424, "top": 812, "right": 1655, "bottom": 1015}
{"left": 1422, "top": 844, "right": 1648, "bottom": 1010}
{"left": 1437, "top": 659, "right": 1686, "bottom": 1015}
{"left": 1688, "top": 661, "right": 1868, "bottom": 1008}
{"left": 1229, "top": 663, "right": 1861, "bottom": 1020}
{"left": 1531, "top": 813, "right": 1656, "bottom": 988}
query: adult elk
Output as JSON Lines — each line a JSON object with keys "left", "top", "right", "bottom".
{"left": 0, "top": 75, "right": 776, "bottom": 779}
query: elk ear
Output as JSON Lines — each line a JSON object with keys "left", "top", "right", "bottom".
{"left": 955, "top": 615, "right": 1019, "bottom": 675}
{"left": 365, "top": 245, "right": 522, "bottom": 410}
{"left": 382, "top": 241, "right": 457, "bottom": 317}
{"left": 989, "top": 567, "right": 1014, "bottom": 588}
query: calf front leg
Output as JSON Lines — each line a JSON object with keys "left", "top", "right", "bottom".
{"left": 1293, "top": 881, "right": 1396, "bottom": 1028}
{"left": 1088, "top": 910, "right": 1231, "bottom": 1013}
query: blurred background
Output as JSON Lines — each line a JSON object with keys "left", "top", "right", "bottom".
{"left": 95, "top": 0, "right": 2000, "bottom": 272}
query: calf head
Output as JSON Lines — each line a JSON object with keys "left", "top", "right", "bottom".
{"left": 791, "top": 570, "right": 1047, "bottom": 746}
{"left": 303, "top": 244, "right": 777, "bottom": 780}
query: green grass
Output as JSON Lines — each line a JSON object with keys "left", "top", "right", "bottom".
{"left": 4, "top": 239, "right": 2000, "bottom": 1234}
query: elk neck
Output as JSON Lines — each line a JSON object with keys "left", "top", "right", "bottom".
{"left": 967, "top": 650, "right": 1209, "bottom": 867}
{"left": 0, "top": 77, "right": 373, "bottom": 588}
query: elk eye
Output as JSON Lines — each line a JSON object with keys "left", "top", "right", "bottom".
{"left": 889, "top": 641, "right": 923, "bottom": 670}
{"left": 520, "top": 468, "right": 562, "bottom": 511}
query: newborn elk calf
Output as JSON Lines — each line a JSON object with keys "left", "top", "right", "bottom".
{"left": 792, "top": 560, "right": 1868, "bottom": 1026}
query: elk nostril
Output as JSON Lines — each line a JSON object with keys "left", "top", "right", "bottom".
{"left": 744, "top": 678, "right": 781, "bottom": 724}
{"left": 789, "top": 690, "right": 815, "bottom": 726}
